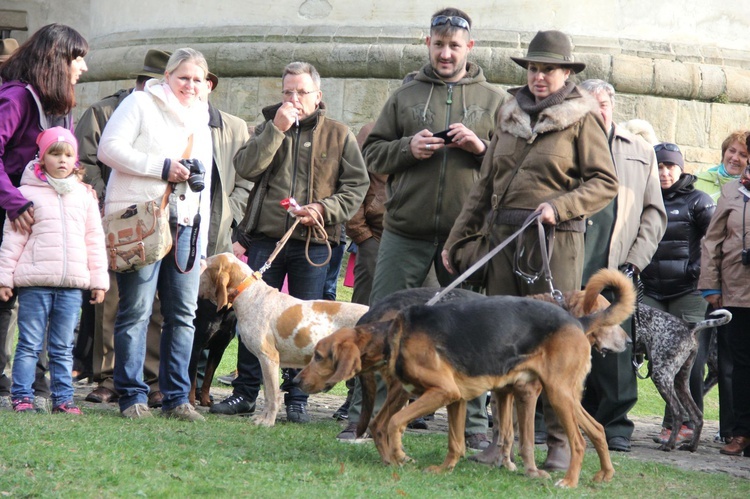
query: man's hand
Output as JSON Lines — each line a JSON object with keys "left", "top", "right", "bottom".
{"left": 90, "top": 289, "right": 105, "bottom": 304}
{"left": 441, "top": 248, "right": 456, "bottom": 275}
{"left": 444, "top": 123, "right": 486, "bottom": 155}
{"left": 273, "top": 102, "right": 300, "bottom": 133}
{"left": 411, "top": 129, "right": 443, "bottom": 159}
{"left": 0, "top": 287, "right": 12, "bottom": 302}
{"left": 10, "top": 207, "right": 34, "bottom": 235}
{"left": 292, "top": 202, "right": 325, "bottom": 227}
{"left": 232, "top": 241, "right": 247, "bottom": 260}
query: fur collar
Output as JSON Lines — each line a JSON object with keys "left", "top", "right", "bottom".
{"left": 499, "top": 86, "right": 600, "bottom": 143}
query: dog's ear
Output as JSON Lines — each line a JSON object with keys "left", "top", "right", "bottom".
{"left": 328, "top": 341, "right": 362, "bottom": 385}
{"left": 214, "top": 270, "right": 231, "bottom": 312}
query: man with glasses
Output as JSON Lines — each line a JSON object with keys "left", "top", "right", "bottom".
{"left": 213, "top": 62, "right": 369, "bottom": 423}
{"left": 337, "top": 7, "right": 509, "bottom": 448}
{"left": 575, "top": 79, "right": 666, "bottom": 460}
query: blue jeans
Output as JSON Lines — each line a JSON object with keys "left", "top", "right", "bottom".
{"left": 113, "top": 226, "right": 200, "bottom": 412}
{"left": 11, "top": 287, "right": 82, "bottom": 406}
{"left": 235, "top": 236, "right": 329, "bottom": 405}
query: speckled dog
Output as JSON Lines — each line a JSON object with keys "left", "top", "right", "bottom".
{"left": 633, "top": 305, "right": 732, "bottom": 451}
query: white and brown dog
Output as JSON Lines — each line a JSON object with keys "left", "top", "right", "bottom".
{"left": 199, "top": 253, "right": 369, "bottom": 426}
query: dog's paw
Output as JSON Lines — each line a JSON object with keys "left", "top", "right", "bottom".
{"left": 554, "top": 477, "right": 578, "bottom": 488}
{"left": 424, "top": 463, "right": 452, "bottom": 474}
{"left": 526, "top": 468, "right": 550, "bottom": 479}
{"left": 593, "top": 469, "right": 615, "bottom": 483}
{"left": 251, "top": 411, "right": 277, "bottom": 427}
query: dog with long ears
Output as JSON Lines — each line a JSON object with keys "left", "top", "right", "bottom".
{"left": 199, "top": 253, "right": 368, "bottom": 426}
{"left": 633, "top": 305, "right": 732, "bottom": 451}
{"left": 297, "top": 269, "right": 634, "bottom": 487}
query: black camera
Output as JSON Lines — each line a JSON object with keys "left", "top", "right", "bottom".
{"left": 743, "top": 249, "right": 750, "bottom": 266}
{"left": 180, "top": 158, "right": 205, "bottom": 192}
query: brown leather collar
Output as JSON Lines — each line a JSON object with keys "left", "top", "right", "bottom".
{"left": 227, "top": 272, "right": 262, "bottom": 303}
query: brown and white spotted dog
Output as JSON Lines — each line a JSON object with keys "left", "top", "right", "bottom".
{"left": 199, "top": 253, "right": 369, "bottom": 426}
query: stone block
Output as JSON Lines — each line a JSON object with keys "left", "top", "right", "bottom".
{"left": 612, "top": 55, "right": 654, "bottom": 94}
{"left": 474, "top": 29, "right": 519, "bottom": 49}
{"left": 576, "top": 53, "right": 612, "bottom": 83}
{"left": 698, "top": 65, "right": 726, "bottom": 101}
{"left": 341, "top": 79, "right": 393, "bottom": 126}
{"left": 653, "top": 60, "right": 699, "bottom": 99}
{"left": 367, "top": 43, "right": 406, "bottom": 79}
{"left": 328, "top": 44, "right": 371, "bottom": 78}
{"left": 724, "top": 67, "right": 750, "bottom": 103}
{"left": 321, "top": 79, "right": 345, "bottom": 121}
{"left": 674, "top": 100, "right": 710, "bottom": 148}
{"left": 708, "top": 103, "right": 750, "bottom": 150}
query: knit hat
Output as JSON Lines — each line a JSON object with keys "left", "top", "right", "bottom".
{"left": 511, "top": 30, "right": 586, "bottom": 74}
{"left": 654, "top": 142, "right": 684, "bottom": 170}
{"left": 36, "top": 127, "right": 79, "bottom": 162}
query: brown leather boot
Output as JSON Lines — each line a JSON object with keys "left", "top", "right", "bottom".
{"left": 541, "top": 393, "right": 570, "bottom": 471}
{"left": 720, "top": 436, "right": 750, "bottom": 456}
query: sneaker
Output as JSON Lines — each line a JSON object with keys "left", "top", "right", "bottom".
{"left": 336, "top": 421, "right": 371, "bottom": 443}
{"left": 164, "top": 403, "right": 205, "bottom": 422}
{"left": 407, "top": 416, "right": 428, "bottom": 430}
{"left": 653, "top": 425, "right": 693, "bottom": 445}
{"left": 217, "top": 370, "right": 238, "bottom": 385}
{"left": 34, "top": 396, "right": 51, "bottom": 414}
{"left": 332, "top": 399, "right": 350, "bottom": 421}
{"left": 209, "top": 393, "right": 255, "bottom": 415}
{"left": 466, "top": 433, "right": 490, "bottom": 451}
{"left": 52, "top": 401, "right": 82, "bottom": 415}
{"left": 12, "top": 397, "right": 38, "bottom": 413}
{"left": 0, "top": 395, "right": 12, "bottom": 411}
{"left": 286, "top": 403, "right": 311, "bottom": 423}
{"left": 121, "top": 403, "right": 153, "bottom": 419}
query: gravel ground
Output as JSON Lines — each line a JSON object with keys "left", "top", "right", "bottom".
{"left": 74, "top": 382, "right": 750, "bottom": 479}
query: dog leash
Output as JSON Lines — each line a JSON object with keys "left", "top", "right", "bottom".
{"left": 427, "top": 212, "right": 563, "bottom": 306}
{"left": 257, "top": 205, "right": 332, "bottom": 275}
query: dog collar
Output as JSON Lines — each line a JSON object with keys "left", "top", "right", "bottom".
{"left": 228, "top": 272, "right": 262, "bottom": 303}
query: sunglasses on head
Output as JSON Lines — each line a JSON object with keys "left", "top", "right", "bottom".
{"left": 654, "top": 143, "right": 680, "bottom": 153}
{"left": 431, "top": 15, "right": 470, "bottom": 31}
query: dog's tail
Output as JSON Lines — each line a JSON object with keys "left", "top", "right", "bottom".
{"left": 692, "top": 309, "right": 732, "bottom": 334}
{"left": 579, "top": 268, "right": 637, "bottom": 333}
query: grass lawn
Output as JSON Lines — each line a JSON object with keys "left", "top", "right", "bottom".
{"left": 1, "top": 254, "right": 744, "bottom": 497}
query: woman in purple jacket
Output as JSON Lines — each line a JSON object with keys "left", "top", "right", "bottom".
{"left": 0, "top": 23, "right": 88, "bottom": 411}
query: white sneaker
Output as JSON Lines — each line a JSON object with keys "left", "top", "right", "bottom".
{"left": 121, "top": 403, "right": 153, "bottom": 419}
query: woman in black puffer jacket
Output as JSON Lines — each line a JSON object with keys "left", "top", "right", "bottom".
{"left": 641, "top": 143, "right": 716, "bottom": 444}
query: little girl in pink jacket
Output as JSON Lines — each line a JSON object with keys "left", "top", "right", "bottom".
{"left": 0, "top": 127, "right": 108, "bottom": 414}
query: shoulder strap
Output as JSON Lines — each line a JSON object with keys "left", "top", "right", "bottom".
{"left": 25, "top": 84, "right": 49, "bottom": 131}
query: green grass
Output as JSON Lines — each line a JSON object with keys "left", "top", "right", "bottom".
{"left": 1, "top": 254, "right": 741, "bottom": 496}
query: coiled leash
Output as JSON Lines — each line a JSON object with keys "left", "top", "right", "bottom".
{"left": 256, "top": 201, "right": 332, "bottom": 276}
{"left": 427, "top": 212, "right": 563, "bottom": 307}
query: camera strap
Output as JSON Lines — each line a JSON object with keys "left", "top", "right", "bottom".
{"left": 173, "top": 134, "right": 201, "bottom": 274}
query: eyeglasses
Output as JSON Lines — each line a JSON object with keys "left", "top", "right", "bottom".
{"left": 282, "top": 89, "right": 318, "bottom": 98}
{"left": 654, "top": 143, "right": 681, "bottom": 153}
{"left": 431, "top": 15, "right": 470, "bottom": 31}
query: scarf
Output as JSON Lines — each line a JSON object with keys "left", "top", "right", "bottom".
{"left": 718, "top": 163, "right": 741, "bottom": 179}
{"left": 33, "top": 161, "right": 79, "bottom": 195}
{"left": 515, "top": 80, "right": 576, "bottom": 116}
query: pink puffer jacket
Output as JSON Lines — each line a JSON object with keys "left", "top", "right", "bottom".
{"left": 0, "top": 162, "right": 109, "bottom": 291}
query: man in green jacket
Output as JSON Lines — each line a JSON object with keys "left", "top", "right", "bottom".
{"left": 342, "top": 7, "right": 509, "bottom": 448}
{"left": 214, "top": 61, "right": 369, "bottom": 423}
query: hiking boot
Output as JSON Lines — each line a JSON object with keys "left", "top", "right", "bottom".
{"left": 121, "top": 403, "right": 153, "bottom": 419}
{"left": 52, "top": 401, "right": 82, "bottom": 415}
{"left": 653, "top": 425, "right": 693, "bottom": 445}
{"left": 85, "top": 385, "right": 119, "bottom": 403}
{"left": 164, "top": 403, "right": 205, "bottom": 422}
{"left": 332, "top": 399, "right": 350, "bottom": 421}
{"left": 147, "top": 390, "right": 164, "bottom": 409}
{"left": 13, "top": 397, "right": 39, "bottom": 413}
{"left": 466, "top": 433, "right": 490, "bottom": 451}
{"left": 209, "top": 393, "right": 255, "bottom": 415}
{"left": 336, "top": 421, "right": 371, "bottom": 443}
{"left": 34, "top": 396, "right": 51, "bottom": 414}
{"left": 0, "top": 395, "right": 12, "bottom": 411}
{"left": 286, "top": 403, "right": 311, "bottom": 423}
{"left": 407, "top": 416, "right": 428, "bottom": 430}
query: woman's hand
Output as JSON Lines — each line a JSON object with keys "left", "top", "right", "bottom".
{"left": 11, "top": 207, "right": 34, "bottom": 235}
{"left": 166, "top": 159, "right": 190, "bottom": 183}
{"left": 0, "top": 287, "right": 12, "bottom": 302}
{"left": 441, "top": 248, "right": 455, "bottom": 275}
{"left": 535, "top": 203, "right": 557, "bottom": 225}
{"left": 705, "top": 293, "right": 722, "bottom": 309}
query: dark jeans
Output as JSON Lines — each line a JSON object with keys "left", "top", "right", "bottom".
{"left": 725, "top": 307, "right": 750, "bottom": 437}
{"left": 234, "top": 236, "right": 329, "bottom": 405}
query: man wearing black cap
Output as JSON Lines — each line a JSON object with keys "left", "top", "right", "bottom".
{"left": 75, "top": 49, "right": 172, "bottom": 407}
{"left": 579, "top": 78, "right": 667, "bottom": 456}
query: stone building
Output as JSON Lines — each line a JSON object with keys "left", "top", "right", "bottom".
{"left": 3, "top": 0, "right": 750, "bottom": 171}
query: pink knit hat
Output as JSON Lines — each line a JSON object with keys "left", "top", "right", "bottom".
{"left": 36, "top": 127, "right": 78, "bottom": 161}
